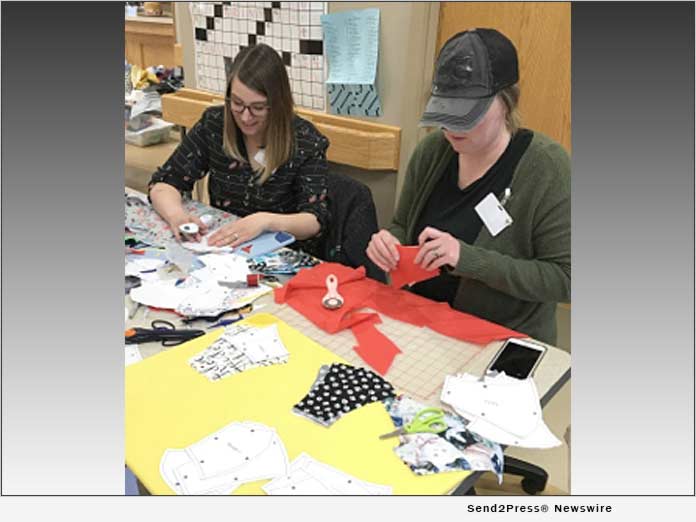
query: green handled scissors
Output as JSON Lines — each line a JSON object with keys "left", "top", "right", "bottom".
{"left": 379, "top": 408, "right": 448, "bottom": 439}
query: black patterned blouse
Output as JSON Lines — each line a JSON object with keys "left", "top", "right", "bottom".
{"left": 149, "top": 105, "right": 330, "bottom": 250}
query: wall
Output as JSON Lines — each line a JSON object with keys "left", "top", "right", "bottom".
{"left": 325, "top": 2, "right": 440, "bottom": 223}
{"left": 174, "top": 2, "right": 196, "bottom": 87}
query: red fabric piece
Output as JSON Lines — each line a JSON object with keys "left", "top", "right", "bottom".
{"left": 351, "top": 317, "right": 401, "bottom": 376}
{"left": 274, "top": 262, "right": 526, "bottom": 374}
{"left": 390, "top": 245, "right": 439, "bottom": 289}
{"left": 274, "top": 263, "right": 376, "bottom": 333}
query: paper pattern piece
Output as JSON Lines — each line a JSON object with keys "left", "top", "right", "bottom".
{"left": 129, "top": 277, "right": 271, "bottom": 318}
{"left": 441, "top": 372, "right": 561, "bottom": 449}
{"left": 181, "top": 230, "right": 235, "bottom": 254}
{"left": 129, "top": 279, "right": 187, "bottom": 310}
{"left": 124, "top": 255, "right": 169, "bottom": 283}
{"left": 383, "top": 396, "right": 503, "bottom": 481}
{"left": 160, "top": 421, "right": 288, "bottom": 495}
{"left": 390, "top": 245, "right": 439, "bottom": 289}
{"left": 191, "top": 253, "right": 250, "bottom": 283}
{"left": 189, "top": 324, "right": 289, "bottom": 381}
{"left": 321, "top": 8, "right": 382, "bottom": 118}
{"left": 125, "top": 344, "right": 143, "bottom": 367}
{"left": 292, "top": 363, "right": 396, "bottom": 427}
{"left": 263, "top": 453, "right": 392, "bottom": 495}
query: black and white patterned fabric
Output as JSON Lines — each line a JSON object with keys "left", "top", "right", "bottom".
{"left": 293, "top": 363, "right": 396, "bottom": 427}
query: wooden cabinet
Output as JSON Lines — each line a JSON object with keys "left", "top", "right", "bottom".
{"left": 125, "top": 15, "right": 178, "bottom": 68}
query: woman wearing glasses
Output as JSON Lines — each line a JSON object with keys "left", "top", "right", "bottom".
{"left": 148, "top": 44, "right": 329, "bottom": 251}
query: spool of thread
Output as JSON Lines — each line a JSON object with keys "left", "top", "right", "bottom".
{"left": 246, "top": 274, "right": 260, "bottom": 287}
{"left": 179, "top": 223, "right": 199, "bottom": 238}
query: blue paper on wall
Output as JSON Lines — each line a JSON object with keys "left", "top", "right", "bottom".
{"left": 328, "top": 84, "right": 382, "bottom": 117}
{"left": 321, "top": 8, "right": 379, "bottom": 84}
{"left": 321, "top": 8, "right": 382, "bottom": 118}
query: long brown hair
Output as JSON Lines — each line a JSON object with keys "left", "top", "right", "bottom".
{"left": 223, "top": 44, "right": 295, "bottom": 184}
{"left": 498, "top": 84, "right": 521, "bottom": 134}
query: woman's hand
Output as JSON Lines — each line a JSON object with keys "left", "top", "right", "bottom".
{"left": 168, "top": 212, "right": 208, "bottom": 242}
{"left": 208, "top": 212, "right": 271, "bottom": 248}
{"left": 414, "top": 226, "right": 461, "bottom": 271}
{"left": 366, "top": 229, "right": 401, "bottom": 272}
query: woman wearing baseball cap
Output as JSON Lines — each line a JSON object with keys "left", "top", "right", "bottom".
{"left": 366, "top": 28, "right": 570, "bottom": 345}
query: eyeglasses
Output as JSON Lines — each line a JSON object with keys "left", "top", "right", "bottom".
{"left": 226, "top": 96, "right": 270, "bottom": 117}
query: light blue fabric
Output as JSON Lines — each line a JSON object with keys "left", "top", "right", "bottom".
{"left": 125, "top": 466, "right": 140, "bottom": 496}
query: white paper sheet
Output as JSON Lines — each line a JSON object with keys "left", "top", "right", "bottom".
{"left": 125, "top": 344, "right": 142, "bottom": 367}
{"left": 128, "top": 279, "right": 185, "bottom": 309}
{"left": 159, "top": 421, "right": 289, "bottom": 495}
{"left": 191, "top": 252, "right": 250, "bottom": 283}
{"left": 181, "top": 230, "right": 234, "bottom": 254}
{"left": 262, "top": 452, "right": 392, "bottom": 495}
{"left": 185, "top": 422, "right": 276, "bottom": 479}
{"left": 441, "top": 373, "right": 542, "bottom": 437}
{"left": 441, "top": 372, "right": 560, "bottom": 449}
{"left": 465, "top": 416, "right": 562, "bottom": 449}
{"left": 129, "top": 277, "right": 270, "bottom": 317}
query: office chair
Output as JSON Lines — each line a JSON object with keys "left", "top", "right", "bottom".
{"left": 320, "top": 171, "right": 386, "bottom": 283}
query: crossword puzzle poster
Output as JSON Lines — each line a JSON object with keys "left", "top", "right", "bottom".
{"left": 191, "top": 2, "right": 327, "bottom": 111}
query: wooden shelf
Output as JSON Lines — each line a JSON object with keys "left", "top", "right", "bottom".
{"left": 125, "top": 8, "right": 177, "bottom": 68}
{"left": 161, "top": 88, "right": 401, "bottom": 171}
{"left": 125, "top": 15, "right": 174, "bottom": 25}
{"left": 125, "top": 18, "right": 175, "bottom": 37}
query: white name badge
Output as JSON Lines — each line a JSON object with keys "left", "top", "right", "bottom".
{"left": 475, "top": 192, "right": 513, "bottom": 237}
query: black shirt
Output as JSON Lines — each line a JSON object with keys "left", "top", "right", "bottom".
{"left": 149, "top": 106, "right": 330, "bottom": 253}
{"left": 410, "top": 129, "right": 533, "bottom": 304}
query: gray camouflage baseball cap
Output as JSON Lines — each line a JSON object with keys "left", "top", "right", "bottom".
{"left": 420, "top": 28, "right": 519, "bottom": 132}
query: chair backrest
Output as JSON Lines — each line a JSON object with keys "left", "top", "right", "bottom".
{"left": 322, "top": 171, "right": 386, "bottom": 282}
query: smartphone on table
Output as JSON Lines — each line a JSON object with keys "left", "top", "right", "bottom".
{"left": 486, "top": 338, "right": 547, "bottom": 380}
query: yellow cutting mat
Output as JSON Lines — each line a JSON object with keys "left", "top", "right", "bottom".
{"left": 125, "top": 313, "right": 472, "bottom": 495}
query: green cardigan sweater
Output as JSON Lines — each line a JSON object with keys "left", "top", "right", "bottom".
{"left": 388, "top": 130, "right": 571, "bottom": 345}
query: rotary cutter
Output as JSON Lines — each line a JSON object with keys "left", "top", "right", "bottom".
{"left": 322, "top": 274, "right": 344, "bottom": 310}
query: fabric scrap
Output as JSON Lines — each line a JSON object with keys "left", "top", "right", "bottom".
{"left": 383, "top": 395, "right": 504, "bottom": 481}
{"left": 189, "top": 324, "right": 289, "bottom": 381}
{"left": 351, "top": 317, "right": 401, "bottom": 375}
{"left": 293, "top": 363, "right": 396, "bottom": 427}
{"left": 275, "top": 262, "right": 525, "bottom": 349}
{"left": 389, "top": 245, "right": 439, "bottom": 288}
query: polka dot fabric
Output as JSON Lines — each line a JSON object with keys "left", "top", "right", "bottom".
{"left": 293, "top": 363, "right": 397, "bottom": 427}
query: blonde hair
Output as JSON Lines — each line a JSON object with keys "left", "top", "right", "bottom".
{"left": 223, "top": 44, "right": 295, "bottom": 184}
{"left": 498, "top": 84, "right": 521, "bottom": 134}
